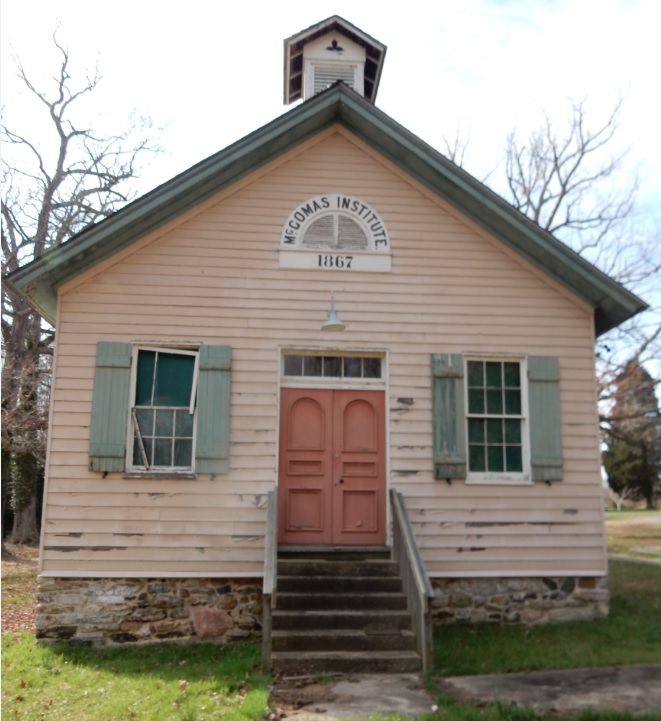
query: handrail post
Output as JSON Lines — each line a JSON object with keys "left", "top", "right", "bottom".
{"left": 261, "top": 490, "right": 278, "bottom": 672}
{"left": 390, "top": 488, "right": 434, "bottom": 672}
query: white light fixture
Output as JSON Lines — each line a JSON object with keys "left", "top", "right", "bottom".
{"left": 321, "top": 290, "right": 346, "bottom": 331}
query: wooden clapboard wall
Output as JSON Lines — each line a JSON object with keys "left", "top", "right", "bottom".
{"left": 42, "top": 127, "right": 605, "bottom": 578}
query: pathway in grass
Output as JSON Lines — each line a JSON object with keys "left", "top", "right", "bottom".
{"left": 605, "top": 510, "right": 661, "bottom": 560}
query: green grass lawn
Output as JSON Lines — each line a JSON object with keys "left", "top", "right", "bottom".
{"left": 435, "top": 559, "right": 661, "bottom": 676}
{"left": 1, "top": 635, "right": 270, "bottom": 721}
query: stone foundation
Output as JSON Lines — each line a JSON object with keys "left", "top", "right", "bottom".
{"left": 431, "top": 576, "right": 609, "bottom": 625}
{"left": 36, "top": 573, "right": 609, "bottom": 645}
{"left": 36, "top": 577, "right": 263, "bottom": 646}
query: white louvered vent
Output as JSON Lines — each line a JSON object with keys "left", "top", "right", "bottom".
{"left": 302, "top": 215, "right": 336, "bottom": 248}
{"left": 302, "top": 213, "right": 369, "bottom": 250}
{"left": 337, "top": 216, "right": 368, "bottom": 250}
{"left": 313, "top": 64, "right": 355, "bottom": 93}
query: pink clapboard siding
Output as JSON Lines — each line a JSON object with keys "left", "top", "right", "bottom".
{"left": 42, "top": 127, "right": 604, "bottom": 578}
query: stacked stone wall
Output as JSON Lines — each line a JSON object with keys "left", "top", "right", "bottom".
{"left": 36, "top": 577, "right": 263, "bottom": 646}
{"left": 36, "top": 574, "right": 609, "bottom": 646}
{"left": 431, "top": 576, "right": 609, "bottom": 625}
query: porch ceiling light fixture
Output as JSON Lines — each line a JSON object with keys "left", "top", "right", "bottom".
{"left": 321, "top": 290, "right": 346, "bottom": 331}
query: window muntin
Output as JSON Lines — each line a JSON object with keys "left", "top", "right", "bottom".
{"left": 466, "top": 359, "right": 527, "bottom": 481}
{"left": 129, "top": 349, "right": 198, "bottom": 471}
{"left": 283, "top": 354, "right": 382, "bottom": 380}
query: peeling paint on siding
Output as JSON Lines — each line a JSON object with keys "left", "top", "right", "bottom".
{"left": 45, "top": 546, "right": 128, "bottom": 553}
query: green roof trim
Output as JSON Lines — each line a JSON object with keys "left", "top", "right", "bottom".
{"left": 6, "top": 83, "right": 647, "bottom": 334}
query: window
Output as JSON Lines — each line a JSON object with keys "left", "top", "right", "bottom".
{"left": 89, "top": 342, "right": 231, "bottom": 476}
{"left": 465, "top": 359, "right": 526, "bottom": 481}
{"left": 129, "top": 349, "right": 198, "bottom": 471}
{"left": 431, "top": 353, "right": 563, "bottom": 484}
{"left": 284, "top": 354, "right": 382, "bottom": 380}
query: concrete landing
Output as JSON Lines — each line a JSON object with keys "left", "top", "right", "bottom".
{"left": 272, "top": 665, "right": 661, "bottom": 719}
{"left": 272, "top": 672, "right": 435, "bottom": 719}
{"left": 442, "top": 664, "right": 661, "bottom": 717}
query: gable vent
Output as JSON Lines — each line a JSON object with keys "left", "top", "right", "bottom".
{"left": 302, "top": 213, "right": 368, "bottom": 250}
{"left": 313, "top": 64, "right": 356, "bottom": 93}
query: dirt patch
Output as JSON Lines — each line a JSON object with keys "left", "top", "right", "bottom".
{"left": 1, "top": 543, "right": 39, "bottom": 633}
{"left": 268, "top": 673, "right": 341, "bottom": 718}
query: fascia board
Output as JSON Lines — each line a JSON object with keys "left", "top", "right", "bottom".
{"left": 334, "top": 95, "right": 648, "bottom": 335}
{"left": 6, "top": 90, "right": 344, "bottom": 323}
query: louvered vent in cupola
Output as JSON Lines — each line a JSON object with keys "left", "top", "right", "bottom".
{"left": 284, "top": 16, "right": 387, "bottom": 105}
{"left": 314, "top": 64, "right": 356, "bottom": 93}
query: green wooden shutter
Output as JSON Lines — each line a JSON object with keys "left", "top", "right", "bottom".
{"left": 196, "top": 345, "right": 232, "bottom": 474}
{"left": 528, "top": 356, "right": 563, "bottom": 482}
{"left": 89, "top": 342, "right": 132, "bottom": 473}
{"left": 431, "top": 353, "right": 467, "bottom": 480}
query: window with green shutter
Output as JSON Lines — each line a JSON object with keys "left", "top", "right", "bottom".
{"left": 431, "top": 353, "right": 563, "bottom": 484}
{"left": 129, "top": 349, "right": 198, "bottom": 472}
{"left": 89, "top": 342, "right": 231, "bottom": 476}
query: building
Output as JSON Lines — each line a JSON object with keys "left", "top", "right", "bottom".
{"left": 6, "top": 17, "right": 646, "bottom": 667}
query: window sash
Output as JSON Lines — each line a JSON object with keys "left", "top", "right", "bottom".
{"left": 127, "top": 348, "right": 199, "bottom": 472}
{"left": 465, "top": 358, "right": 529, "bottom": 482}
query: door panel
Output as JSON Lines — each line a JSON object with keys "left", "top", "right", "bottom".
{"left": 332, "top": 391, "right": 385, "bottom": 544}
{"left": 279, "top": 387, "right": 385, "bottom": 545}
{"left": 279, "top": 389, "right": 332, "bottom": 544}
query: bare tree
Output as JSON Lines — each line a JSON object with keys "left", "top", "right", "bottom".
{"left": 500, "top": 98, "right": 660, "bottom": 484}
{"left": 442, "top": 128, "right": 471, "bottom": 168}
{"left": 1, "top": 33, "right": 157, "bottom": 545}
{"left": 503, "top": 99, "right": 659, "bottom": 287}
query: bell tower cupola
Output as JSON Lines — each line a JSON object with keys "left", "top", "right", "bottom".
{"left": 284, "top": 16, "right": 387, "bottom": 105}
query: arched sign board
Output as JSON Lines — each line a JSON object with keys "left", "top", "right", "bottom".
{"left": 279, "top": 194, "right": 392, "bottom": 272}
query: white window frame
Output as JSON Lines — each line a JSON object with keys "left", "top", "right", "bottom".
{"left": 126, "top": 346, "right": 199, "bottom": 474}
{"left": 280, "top": 349, "right": 386, "bottom": 391}
{"left": 464, "top": 356, "right": 532, "bottom": 485}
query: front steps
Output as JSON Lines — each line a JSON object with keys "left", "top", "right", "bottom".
{"left": 270, "top": 549, "right": 421, "bottom": 674}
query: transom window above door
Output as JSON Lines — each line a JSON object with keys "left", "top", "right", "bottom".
{"left": 283, "top": 353, "right": 384, "bottom": 383}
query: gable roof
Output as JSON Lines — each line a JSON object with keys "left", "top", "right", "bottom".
{"left": 6, "top": 82, "right": 647, "bottom": 334}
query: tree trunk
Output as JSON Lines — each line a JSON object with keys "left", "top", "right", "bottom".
{"left": 9, "top": 494, "right": 39, "bottom": 545}
{"left": 8, "top": 452, "right": 40, "bottom": 545}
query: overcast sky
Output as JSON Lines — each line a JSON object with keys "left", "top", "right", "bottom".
{"left": 2, "top": 0, "right": 660, "bottom": 221}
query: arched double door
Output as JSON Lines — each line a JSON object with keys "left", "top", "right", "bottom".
{"left": 278, "top": 388, "right": 386, "bottom": 545}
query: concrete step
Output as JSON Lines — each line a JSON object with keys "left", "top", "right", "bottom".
{"left": 270, "top": 548, "right": 421, "bottom": 674}
{"left": 272, "top": 628, "right": 416, "bottom": 653}
{"left": 277, "top": 575, "right": 402, "bottom": 594}
{"left": 272, "top": 609, "right": 413, "bottom": 631}
{"left": 276, "top": 591, "right": 408, "bottom": 612}
{"left": 278, "top": 559, "right": 399, "bottom": 577}
{"left": 271, "top": 650, "right": 422, "bottom": 674}
{"left": 277, "top": 547, "right": 391, "bottom": 561}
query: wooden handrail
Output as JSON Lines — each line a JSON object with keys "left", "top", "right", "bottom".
{"left": 390, "top": 488, "right": 434, "bottom": 672}
{"left": 261, "top": 490, "right": 278, "bottom": 672}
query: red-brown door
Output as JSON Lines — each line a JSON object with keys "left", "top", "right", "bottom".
{"left": 278, "top": 388, "right": 386, "bottom": 545}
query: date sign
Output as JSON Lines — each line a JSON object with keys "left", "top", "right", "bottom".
{"left": 279, "top": 250, "right": 392, "bottom": 272}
